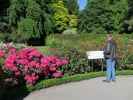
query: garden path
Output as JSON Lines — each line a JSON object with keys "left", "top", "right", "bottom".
{"left": 24, "top": 76, "right": 133, "bottom": 100}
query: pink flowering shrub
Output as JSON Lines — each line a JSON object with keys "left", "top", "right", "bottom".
{"left": 0, "top": 44, "right": 68, "bottom": 85}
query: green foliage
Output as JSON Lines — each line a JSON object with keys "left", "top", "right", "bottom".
{"left": 17, "top": 18, "right": 35, "bottom": 41}
{"left": 127, "top": 55, "right": 133, "bottom": 64}
{"left": 64, "top": 0, "right": 79, "bottom": 15}
{"left": 110, "top": 0, "right": 128, "bottom": 32}
{"left": 122, "top": 0, "right": 133, "bottom": 33}
{"left": 8, "top": 0, "right": 53, "bottom": 42}
{"left": 46, "top": 34, "right": 62, "bottom": 48}
{"left": 26, "top": 0, "right": 41, "bottom": 20}
{"left": 0, "top": 32, "right": 11, "bottom": 42}
{"left": 78, "top": 0, "right": 128, "bottom": 33}
{"left": 69, "top": 15, "right": 78, "bottom": 29}
{"left": 8, "top": 0, "right": 26, "bottom": 26}
{"left": 50, "top": 0, "right": 69, "bottom": 32}
{"left": 60, "top": 49, "right": 90, "bottom": 75}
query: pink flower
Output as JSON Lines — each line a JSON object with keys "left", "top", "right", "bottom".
{"left": 28, "top": 49, "right": 42, "bottom": 57}
{"left": 49, "top": 66, "right": 56, "bottom": 72}
{"left": 35, "top": 63, "right": 40, "bottom": 68}
{"left": 53, "top": 71, "right": 63, "bottom": 78}
{"left": 0, "top": 50, "right": 4, "bottom": 58}
{"left": 17, "top": 51, "right": 28, "bottom": 59}
{"left": 41, "top": 57, "right": 49, "bottom": 65}
{"left": 47, "top": 56, "right": 57, "bottom": 63}
{"left": 24, "top": 74, "right": 39, "bottom": 85}
{"left": 2, "top": 46, "right": 67, "bottom": 85}
{"left": 16, "top": 59, "right": 29, "bottom": 65}
{"left": 15, "top": 71, "right": 20, "bottom": 76}
{"left": 28, "top": 61, "right": 37, "bottom": 67}
{"left": 4, "top": 54, "right": 17, "bottom": 70}
{"left": 56, "top": 61, "right": 63, "bottom": 67}
{"left": 62, "top": 59, "right": 69, "bottom": 65}
{"left": 8, "top": 47, "right": 16, "bottom": 54}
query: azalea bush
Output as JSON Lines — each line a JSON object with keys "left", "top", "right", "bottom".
{"left": 0, "top": 43, "right": 68, "bottom": 86}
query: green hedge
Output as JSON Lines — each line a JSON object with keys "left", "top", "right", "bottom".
{"left": 27, "top": 70, "right": 133, "bottom": 92}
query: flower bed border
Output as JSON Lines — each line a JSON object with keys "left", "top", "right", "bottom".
{"left": 27, "top": 70, "right": 133, "bottom": 92}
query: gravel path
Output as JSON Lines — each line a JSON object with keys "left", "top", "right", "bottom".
{"left": 24, "top": 76, "right": 133, "bottom": 100}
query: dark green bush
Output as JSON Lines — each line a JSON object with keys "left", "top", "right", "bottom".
{"left": 60, "top": 48, "right": 90, "bottom": 75}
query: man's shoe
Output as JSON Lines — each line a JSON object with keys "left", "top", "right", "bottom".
{"left": 103, "top": 80, "right": 110, "bottom": 83}
{"left": 112, "top": 80, "right": 116, "bottom": 82}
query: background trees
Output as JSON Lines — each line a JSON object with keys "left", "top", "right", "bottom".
{"left": 0, "top": 0, "right": 132, "bottom": 44}
{"left": 8, "top": 0, "right": 54, "bottom": 43}
{"left": 65, "top": 0, "right": 79, "bottom": 15}
{"left": 51, "top": 0, "right": 78, "bottom": 33}
{"left": 78, "top": 0, "right": 128, "bottom": 34}
{"left": 50, "top": 0, "right": 69, "bottom": 33}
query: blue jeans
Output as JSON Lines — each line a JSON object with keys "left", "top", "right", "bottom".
{"left": 106, "top": 59, "right": 116, "bottom": 81}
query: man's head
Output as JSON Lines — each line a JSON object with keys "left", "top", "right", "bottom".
{"left": 107, "top": 34, "right": 113, "bottom": 41}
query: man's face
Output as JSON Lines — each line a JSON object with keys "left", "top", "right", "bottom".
{"left": 107, "top": 35, "right": 113, "bottom": 41}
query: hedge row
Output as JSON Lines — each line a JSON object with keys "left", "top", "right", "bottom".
{"left": 27, "top": 70, "right": 133, "bottom": 92}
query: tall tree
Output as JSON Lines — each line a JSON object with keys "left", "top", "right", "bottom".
{"left": 65, "top": 0, "right": 79, "bottom": 15}
{"left": 50, "top": 0, "right": 69, "bottom": 33}
{"left": 8, "top": 0, "right": 26, "bottom": 27}
{"left": 0, "top": 0, "right": 10, "bottom": 33}
{"left": 65, "top": 0, "right": 79, "bottom": 30}
{"left": 78, "top": 0, "right": 128, "bottom": 33}
{"left": 122, "top": 0, "right": 133, "bottom": 33}
{"left": 8, "top": 0, "right": 54, "bottom": 42}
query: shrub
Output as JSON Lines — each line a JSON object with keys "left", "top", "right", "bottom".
{"left": 0, "top": 43, "right": 68, "bottom": 85}
{"left": 60, "top": 48, "right": 90, "bottom": 76}
{"left": 46, "top": 35, "right": 62, "bottom": 48}
{"left": 69, "top": 15, "right": 78, "bottom": 29}
{"left": 119, "top": 54, "right": 133, "bottom": 70}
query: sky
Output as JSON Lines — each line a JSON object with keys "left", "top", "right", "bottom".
{"left": 78, "top": 0, "right": 87, "bottom": 10}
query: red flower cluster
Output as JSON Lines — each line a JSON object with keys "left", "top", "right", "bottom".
{"left": 1, "top": 47, "right": 68, "bottom": 85}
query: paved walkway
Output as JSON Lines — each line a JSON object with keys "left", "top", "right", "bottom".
{"left": 24, "top": 76, "right": 133, "bottom": 100}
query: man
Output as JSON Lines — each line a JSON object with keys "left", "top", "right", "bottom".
{"left": 103, "top": 34, "right": 117, "bottom": 82}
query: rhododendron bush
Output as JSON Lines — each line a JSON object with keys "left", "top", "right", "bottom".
{"left": 0, "top": 43, "right": 68, "bottom": 85}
